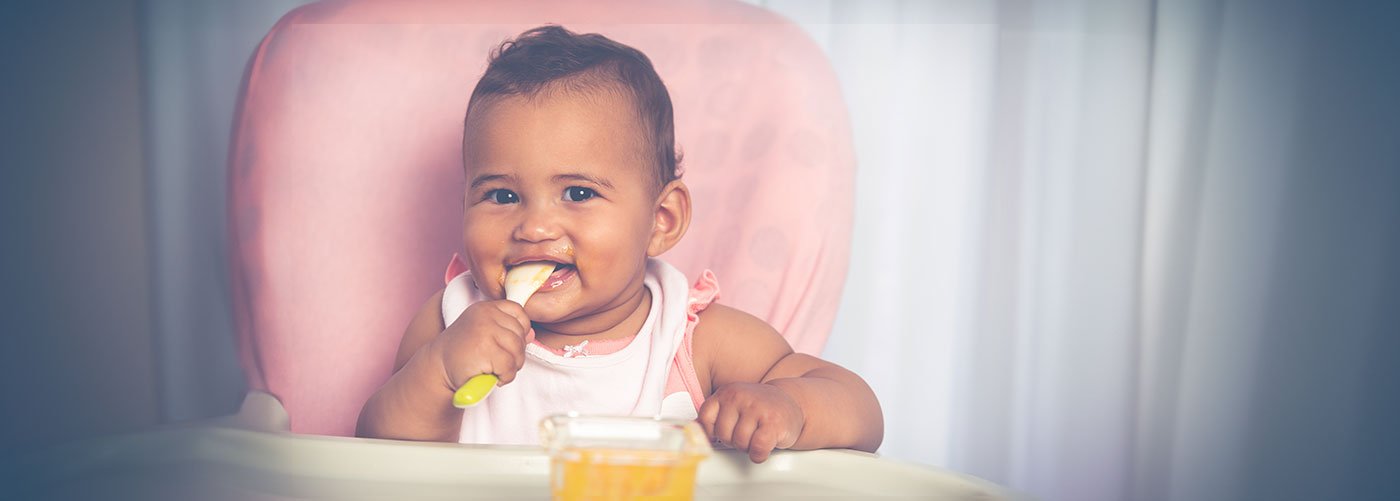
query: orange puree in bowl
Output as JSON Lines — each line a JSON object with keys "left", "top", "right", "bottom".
{"left": 551, "top": 448, "right": 704, "bottom": 501}
{"left": 541, "top": 415, "right": 711, "bottom": 500}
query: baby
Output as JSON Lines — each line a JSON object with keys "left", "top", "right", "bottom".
{"left": 357, "top": 25, "right": 882, "bottom": 463}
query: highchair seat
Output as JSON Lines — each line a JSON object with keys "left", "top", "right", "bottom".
{"left": 228, "top": 0, "right": 855, "bottom": 436}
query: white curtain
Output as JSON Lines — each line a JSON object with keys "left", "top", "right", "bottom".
{"left": 142, "top": 1, "right": 1398, "bottom": 500}
{"left": 783, "top": 2, "right": 1154, "bottom": 498}
{"left": 752, "top": 1, "right": 1400, "bottom": 501}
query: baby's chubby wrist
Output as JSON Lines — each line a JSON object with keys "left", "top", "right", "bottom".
{"left": 387, "top": 333, "right": 457, "bottom": 399}
{"left": 423, "top": 336, "right": 459, "bottom": 392}
{"left": 760, "top": 378, "right": 810, "bottom": 436}
{"left": 760, "top": 376, "right": 801, "bottom": 393}
{"left": 359, "top": 335, "right": 461, "bottom": 440}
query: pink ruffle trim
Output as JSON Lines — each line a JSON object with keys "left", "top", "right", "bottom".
{"left": 686, "top": 269, "right": 720, "bottom": 324}
{"left": 445, "top": 253, "right": 469, "bottom": 285}
{"left": 677, "top": 269, "right": 718, "bottom": 411}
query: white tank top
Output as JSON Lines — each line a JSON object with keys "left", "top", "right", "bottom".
{"left": 442, "top": 258, "right": 695, "bottom": 445}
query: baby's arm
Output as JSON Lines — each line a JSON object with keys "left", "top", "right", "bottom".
{"left": 356, "top": 289, "right": 533, "bottom": 441}
{"left": 692, "top": 305, "right": 884, "bottom": 462}
{"left": 356, "top": 290, "right": 460, "bottom": 441}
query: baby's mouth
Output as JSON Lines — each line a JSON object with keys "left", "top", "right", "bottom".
{"left": 534, "top": 263, "right": 577, "bottom": 292}
{"left": 504, "top": 260, "right": 576, "bottom": 292}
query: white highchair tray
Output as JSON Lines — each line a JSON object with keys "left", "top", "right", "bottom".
{"left": 12, "top": 392, "right": 1022, "bottom": 500}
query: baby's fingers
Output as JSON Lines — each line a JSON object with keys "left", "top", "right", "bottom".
{"left": 697, "top": 399, "right": 738, "bottom": 446}
{"left": 697, "top": 398, "right": 719, "bottom": 439}
{"left": 489, "top": 300, "right": 532, "bottom": 332}
{"left": 449, "top": 346, "right": 518, "bottom": 388}
{"left": 731, "top": 413, "right": 759, "bottom": 452}
{"left": 489, "top": 335, "right": 528, "bottom": 385}
{"left": 747, "top": 422, "right": 782, "bottom": 463}
{"left": 710, "top": 404, "right": 739, "bottom": 446}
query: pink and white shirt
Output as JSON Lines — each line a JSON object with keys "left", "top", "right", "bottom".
{"left": 441, "top": 256, "right": 718, "bottom": 445}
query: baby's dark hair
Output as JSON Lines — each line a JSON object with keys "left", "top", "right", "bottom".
{"left": 465, "top": 25, "right": 680, "bottom": 187}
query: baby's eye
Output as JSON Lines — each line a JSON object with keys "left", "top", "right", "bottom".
{"left": 485, "top": 189, "right": 519, "bottom": 204}
{"left": 563, "top": 186, "right": 596, "bottom": 202}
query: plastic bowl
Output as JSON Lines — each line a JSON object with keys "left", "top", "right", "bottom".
{"left": 540, "top": 414, "right": 712, "bottom": 500}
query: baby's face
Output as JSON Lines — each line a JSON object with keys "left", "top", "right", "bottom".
{"left": 461, "top": 89, "right": 658, "bottom": 325}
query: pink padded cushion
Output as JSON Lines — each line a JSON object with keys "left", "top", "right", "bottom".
{"left": 228, "top": 0, "right": 854, "bottom": 436}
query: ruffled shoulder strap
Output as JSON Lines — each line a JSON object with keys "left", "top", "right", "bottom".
{"left": 673, "top": 269, "right": 720, "bottom": 412}
{"left": 445, "top": 253, "right": 469, "bottom": 285}
{"left": 685, "top": 270, "right": 720, "bottom": 324}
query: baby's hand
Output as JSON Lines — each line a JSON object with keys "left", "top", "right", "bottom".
{"left": 433, "top": 300, "right": 533, "bottom": 390}
{"left": 697, "top": 382, "right": 804, "bottom": 463}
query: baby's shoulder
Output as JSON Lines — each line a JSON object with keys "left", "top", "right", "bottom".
{"left": 693, "top": 303, "right": 776, "bottom": 338}
{"left": 691, "top": 303, "right": 795, "bottom": 389}
{"left": 691, "top": 303, "right": 789, "bottom": 359}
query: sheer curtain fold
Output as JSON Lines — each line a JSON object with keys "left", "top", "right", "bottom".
{"left": 1133, "top": 0, "right": 1226, "bottom": 498}
{"left": 761, "top": 1, "right": 1397, "bottom": 500}
{"left": 789, "top": 1, "right": 1155, "bottom": 498}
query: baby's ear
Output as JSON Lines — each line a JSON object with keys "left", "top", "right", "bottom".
{"left": 647, "top": 180, "right": 692, "bottom": 257}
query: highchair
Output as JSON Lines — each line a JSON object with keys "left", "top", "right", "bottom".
{"left": 16, "top": 0, "right": 1016, "bottom": 498}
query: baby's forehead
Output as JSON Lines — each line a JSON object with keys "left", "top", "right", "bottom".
{"left": 463, "top": 89, "right": 655, "bottom": 180}
{"left": 465, "top": 81, "right": 642, "bottom": 130}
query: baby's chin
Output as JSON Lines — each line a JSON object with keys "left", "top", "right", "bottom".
{"left": 523, "top": 307, "right": 567, "bottom": 324}
{"left": 521, "top": 296, "right": 586, "bottom": 324}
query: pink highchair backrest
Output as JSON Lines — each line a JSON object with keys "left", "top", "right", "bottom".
{"left": 229, "top": 0, "right": 854, "bottom": 436}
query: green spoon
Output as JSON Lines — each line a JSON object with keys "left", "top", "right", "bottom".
{"left": 452, "top": 262, "right": 556, "bottom": 408}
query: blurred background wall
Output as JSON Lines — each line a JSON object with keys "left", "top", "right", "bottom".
{"left": 3, "top": 1, "right": 1397, "bottom": 500}
{"left": 3, "top": 0, "right": 160, "bottom": 450}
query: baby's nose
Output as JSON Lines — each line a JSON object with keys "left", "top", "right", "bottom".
{"left": 512, "top": 206, "right": 563, "bottom": 242}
